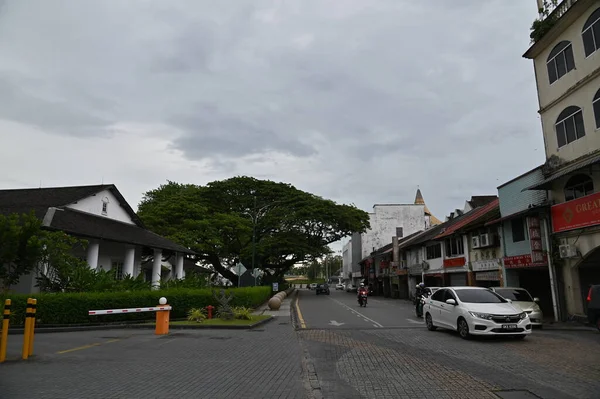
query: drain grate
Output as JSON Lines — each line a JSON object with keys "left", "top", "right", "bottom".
{"left": 494, "top": 390, "right": 543, "bottom": 399}
{"left": 279, "top": 322, "right": 289, "bottom": 325}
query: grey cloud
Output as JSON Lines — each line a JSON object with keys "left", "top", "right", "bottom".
{"left": 0, "top": 0, "right": 545, "bottom": 218}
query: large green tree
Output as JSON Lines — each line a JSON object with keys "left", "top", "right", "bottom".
{"left": 137, "top": 176, "right": 370, "bottom": 285}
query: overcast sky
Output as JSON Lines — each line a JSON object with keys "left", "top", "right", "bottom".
{"left": 0, "top": 1, "right": 545, "bottom": 237}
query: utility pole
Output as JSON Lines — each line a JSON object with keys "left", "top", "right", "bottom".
{"left": 252, "top": 195, "right": 257, "bottom": 286}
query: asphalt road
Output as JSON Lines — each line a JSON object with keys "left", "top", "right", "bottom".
{"left": 296, "top": 286, "right": 423, "bottom": 329}
{"left": 295, "top": 288, "right": 600, "bottom": 399}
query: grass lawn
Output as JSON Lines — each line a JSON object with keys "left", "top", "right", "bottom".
{"left": 145, "top": 315, "right": 271, "bottom": 326}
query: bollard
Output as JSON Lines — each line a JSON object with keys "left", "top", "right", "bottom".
{"left": 1, "top": 299, "right": 11, "bottom": 363}
{"left": 22, "top": 298, "right": 33, "bottom": 360}
{"left": 155, "top": 297, "right": 170, "bottom": 335}
{"left": 206, "top": 305, "right": 214, "bottom": 319}
{"left": 28, "top": 299, "right": 37, "bottom": 357}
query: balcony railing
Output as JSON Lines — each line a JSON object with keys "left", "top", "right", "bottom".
{"left": 531, "top": 0, "right": 579, "bottom": 43}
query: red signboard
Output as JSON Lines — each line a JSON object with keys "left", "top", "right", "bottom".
{"left": 504, "top": 254, "right": 547, "bottom": 269}
{"left": 551, "top": 191, "right": 600, "bottom": 233}
{"left": 443, "top": 257, "right": 466, "bottom": 268}
{"left": 527, "top": 216, "right": 544, "bottom": 264}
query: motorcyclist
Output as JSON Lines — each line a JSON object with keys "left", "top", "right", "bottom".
{"left": 357, "top": 283, "right": 368, "bottom": 297}
{"left": 415, "top": 282, "right": 429, "bottom": 317}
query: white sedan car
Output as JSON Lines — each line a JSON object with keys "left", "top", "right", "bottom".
{"left": 424, "top": 286, "right": 532, "bottom": 340}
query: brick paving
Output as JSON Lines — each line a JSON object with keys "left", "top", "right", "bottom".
{"left": 0, "top": 316, "right": 308, "bottom": 399}
{"left": 297, "top": 327, "right": 600, "bottom": 399}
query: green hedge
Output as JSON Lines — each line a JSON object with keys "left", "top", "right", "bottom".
{"left": 0, "top": 286, "right": 271, "bottom": 326}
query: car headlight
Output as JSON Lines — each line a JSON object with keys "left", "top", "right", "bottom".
{"left": 469, "top": 312, "right": 493, "bottom": 320}
{"left": 519, "top": 312, "right": 527, "bottom": 319}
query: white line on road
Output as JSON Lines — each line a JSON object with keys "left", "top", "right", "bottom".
{"left": 406, "top": 318, "right": 424, "bottom": 324}
{"left": 330, "top": 298, "right": 383, "bottom": 328}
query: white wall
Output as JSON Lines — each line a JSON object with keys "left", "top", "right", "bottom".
{"left": 342, "top": 240, "right": 352, "bottom": 279}
{"left": 66, "top": 189, "right": 135, "bottom": 225}
{"left": 361, "top": 204, "right": 426, "bottom": 259}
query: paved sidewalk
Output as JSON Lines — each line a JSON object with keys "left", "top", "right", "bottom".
{"left": 0, "top": 315, "right": 307, "bottom": 399}
{"left": 253, "top": 290, "right": 294, "bottom": 318}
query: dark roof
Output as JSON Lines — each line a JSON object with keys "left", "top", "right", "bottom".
{"left": 45, "top": 207, "right": 194, "bottom": 254}
{"left": 0, "top": 184, "right": 144, "bottom": 226}
{"left": 467, "top": 195, "right": 498, "bottom": 209}
{"left": 436, "top": 199, "right": 500, "bottom": 238}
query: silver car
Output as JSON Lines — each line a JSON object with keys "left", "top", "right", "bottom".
{"left": 490, "top": 287, "right": 544, "bottom": 326}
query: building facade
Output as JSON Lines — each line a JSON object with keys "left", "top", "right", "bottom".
{"left": 344, "top": 189, "right": 440, "bottom": 288}
{"left": 0, "top": 184, "right": 194, "bottom": 293}
{"left": 523, "top": 0, "right": 600, "bottom": 318}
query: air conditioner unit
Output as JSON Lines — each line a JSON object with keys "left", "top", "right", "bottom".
{"left": 480, "top": 233, "right": 490, "bottom": 247}
{"left": 471, "top": 236, "right": 480, "bottom": 248}
{"left": 559, "top": 244, "right": 578, "bottom": 259}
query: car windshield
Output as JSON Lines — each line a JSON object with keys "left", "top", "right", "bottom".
{"left": 454, "top": 289, "right": 506, "bottom": 303}
{"left": 494, "top": 288, "right": 533, "bottom": 302}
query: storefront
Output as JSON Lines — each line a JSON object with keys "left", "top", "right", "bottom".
{"left": 443, "top": 257, "right": 468, "bottom": 286}
{"left": 544, "top": 190, "right": 600, "bottom": 315}
{"left": 471, "top": 259, "right": 502, "bottom": 288}
{"left": 504, "top": 253, "right": 554, "bottom": 318}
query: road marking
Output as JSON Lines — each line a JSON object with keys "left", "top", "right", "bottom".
{"left": 329, "top": 320, "right": 345, "bottom": 326}
{"left": 330, "top": 298, "right": 383, "bottom": 328}
{"left": 295, "top": 293, "right": 307, "bottom": 329}
{"left": 56, "top": 338, "right": 121, "bottom": 354}
{"left": 406, "top": 318, "right": 424, "bottom": 324}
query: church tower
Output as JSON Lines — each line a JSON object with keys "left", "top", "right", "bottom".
{"left": 415, "top": 189, "right": 441, "bottom": 225}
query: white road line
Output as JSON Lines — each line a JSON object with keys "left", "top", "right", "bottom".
{"left": 330, "top": 298, "right": 383, "bottom": 328}
{"left": 406, "top": 318, "right": 424, "bottom": 324}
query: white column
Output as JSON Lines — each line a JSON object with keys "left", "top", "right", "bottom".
{"left": 152, "top": 249, "right": 162, "bottom": 290}
{"left": 176, "top": 253, "right": 185, "bottom": 280}
{"left": 86, "top": 240, "right": 100, "bottom": 270}
{"left": 123, "top": 246, "right": 135, "bottom": 277}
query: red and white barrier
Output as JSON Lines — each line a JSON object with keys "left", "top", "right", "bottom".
{"left": 89, "top": 305, "right": 172, "bottom": 316}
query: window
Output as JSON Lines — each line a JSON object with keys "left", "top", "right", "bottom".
{"left": 511, "top": 218, "right": 526, "bottom": 243}
{"left": 582, "top": 8, "right": 600, "bottom": 57}
{"left": 555, "top": 106, "right": 585, "bottom": 148}
{"left": 445, "top": 236, "right": 464, "bottom": 257}
{"left": 112, "top": 261, "right": 124, "bottom": 280}
{"left": 494, "top": 288, "right": 534, "bottom": 302}
{"left": 101, "top": 197, "right": 109, "bottom": 215}
{"left": 546, "top": 41, "right": 575, "bottom": 84}
{"left": 454, "top": 289, "right": 506, "bottom": 303}
{"left": 564, "top": 174, "right": 594, "bottom": 201}
{"left": 594, "top": 89, "right": 600, "bottom": 129}
{"left": 431, "top": 289, "right": 446, "bottom": 302}
{"left": 426, "top": 243, "right": 442, "bottom": 260}
{"left": 444, "top": 290, "right": 457, "bottom": 302}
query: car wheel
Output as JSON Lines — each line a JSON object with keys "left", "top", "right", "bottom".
{"left": 457, "top": 318, "right": 470, "bottom": 340}
{"left": 425, "top": 313, "right": 436, "bottom": 331}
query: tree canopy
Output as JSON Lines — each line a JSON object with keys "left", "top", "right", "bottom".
{"left": 137, "top": 176, "right": 370, "bottom": 284}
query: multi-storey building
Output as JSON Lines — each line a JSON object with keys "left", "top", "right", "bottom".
{"left": 523, "top": 0, "right": 600, "bottom": 318}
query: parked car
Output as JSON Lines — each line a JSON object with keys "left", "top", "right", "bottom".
{"left": 345, "top": 284, "right": 356, "bottom": 293}
{"left": 586, "top": 284, "right": 600, "bottom": 331}
{"left": 424, "top": 286, "right": 532, "bottom": 340}
{"left": 489, "top": 287, "right": 544, "bottom": 327}
{"left": 308, "top": 283, "right": 317, "bottom": 290}
{"left": 316, "top": 283, "right": 330, "bottom": 295}
{"left": 335, "top": 283, "right": 344, "bottom": 290}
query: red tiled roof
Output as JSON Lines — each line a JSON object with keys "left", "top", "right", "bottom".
{"left": 435, "top": 198, "right": 499, "bottom": 239}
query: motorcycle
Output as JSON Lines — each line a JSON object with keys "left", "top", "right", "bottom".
{"left": 358, "top": 291, "right": 368, "bottom": 307}
{"left": 415, "top": 293, "right": 428, "bottom": 317}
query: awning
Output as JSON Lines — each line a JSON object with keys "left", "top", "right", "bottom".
{"left": 522, "top": 153, "right": 600, "bottom": 191}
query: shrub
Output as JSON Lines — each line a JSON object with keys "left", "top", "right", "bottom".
{"left": 0, "top": 286, "right": 271, "bottom": 325}
{"left": 232, "top": 306, "right": 252, "bottom": 320}
{"left": 187, "top": 308, "right": 207, "bottom": 323}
